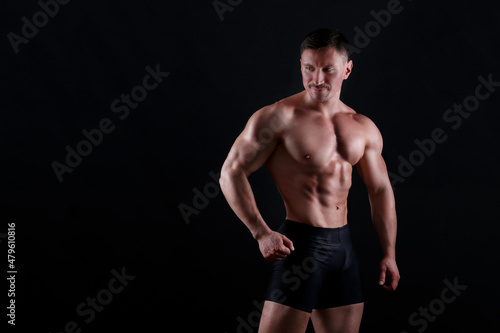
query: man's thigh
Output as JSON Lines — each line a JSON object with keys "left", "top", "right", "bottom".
{"left": 311, "top": 302, "right": 364, "bottom": 333}
{"left": 258, "top": 301, "right": 311, "bottom": 333}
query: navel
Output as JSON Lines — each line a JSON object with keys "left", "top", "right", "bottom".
{"left": 304, "top": 154, "right": 311, "bottom": 159}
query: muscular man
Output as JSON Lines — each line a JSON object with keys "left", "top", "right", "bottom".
{"left": 220, "top": 28, "right": 400, "bottom": 333}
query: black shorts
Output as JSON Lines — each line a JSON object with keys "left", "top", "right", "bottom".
{"left": 265, "top": 219, "right": 363, "bottom": 313}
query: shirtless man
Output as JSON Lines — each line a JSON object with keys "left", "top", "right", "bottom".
{"left": 219, "top": 28, "right": 400, "bottom": 333}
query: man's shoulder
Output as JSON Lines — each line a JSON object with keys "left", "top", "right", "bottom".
{"left": 350, "top": 113, "right": 383, "bottom": 151}
{"left": 344, "top": 110, "right": 380, "bottom": 133}
{"left": 250, "top": 93, "right": 300, "bottom": 125}
{"left": 269, "top": 92, "right": 302, "bottom": 115}
{"left": 334, "top": 107, "right": 383, "bottom": 151}
{"left": 244, "top": 98, "right": 295, "bottom": 135}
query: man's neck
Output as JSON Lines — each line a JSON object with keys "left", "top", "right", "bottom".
{"left": 302, "top": 91, "right": 344, "bottom": 117}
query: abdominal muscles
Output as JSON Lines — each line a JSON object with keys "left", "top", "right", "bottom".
{"left": 266, "top": 148, "right": 353, "bottom": 227}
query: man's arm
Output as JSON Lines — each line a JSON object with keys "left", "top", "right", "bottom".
{"left": 355, "top": 117, "right": 400, "bottom": 291}
{"left": 219, "top": 106, "right": 294, "bottom": 262}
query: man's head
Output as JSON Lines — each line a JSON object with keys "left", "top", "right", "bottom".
{"left": 300, "top": 28, "right": 350, "bottom": 62}
{"left": 300, "top": 28, "right": 353, "bottom": 103}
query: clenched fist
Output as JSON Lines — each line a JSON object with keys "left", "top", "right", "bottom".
{"left": 257, "top": 231, "right": 295, "bottom": 262}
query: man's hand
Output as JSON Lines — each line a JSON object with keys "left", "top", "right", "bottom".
{"left": 257, "top": 231, "right": 294, "bottom": 262}
{"left": 379, "top": 257, "right": 400, "bottom": 291}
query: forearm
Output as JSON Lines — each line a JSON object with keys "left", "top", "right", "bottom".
{"left": 368, "top": 186, "right": 397, "bottom": 258}
{"left": 219, "top": 167, "right": 271, "bottom": 239}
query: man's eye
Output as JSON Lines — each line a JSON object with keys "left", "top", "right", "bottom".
{"left": 306, "top": 66, "right": 314, "bottom": 71}
{"left": 325, "top": 68, "right": 334, "bottom": 72}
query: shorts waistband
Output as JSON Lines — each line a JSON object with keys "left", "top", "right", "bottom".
{"left": 284, "top": 219, "right": 349, "bottom": 231}
{"left": 280, "top": 219, "right": 351, "bottom": 247}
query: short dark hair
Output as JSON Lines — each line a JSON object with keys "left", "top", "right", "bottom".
{"left": 300, "top": 28, "right": 350, "bottom": 62}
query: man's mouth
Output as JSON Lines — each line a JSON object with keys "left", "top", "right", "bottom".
{"left": 310, "top": 85, "right": 329, "bottom": 91}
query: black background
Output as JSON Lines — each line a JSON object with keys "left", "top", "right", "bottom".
{"left": 2, "top": 0, "right": 500, "bottom": 332}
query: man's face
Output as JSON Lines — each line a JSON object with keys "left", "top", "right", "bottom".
{"left": 300, "top": 47, "right": 352, "bottom": 103}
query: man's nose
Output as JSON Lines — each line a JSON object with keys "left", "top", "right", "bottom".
{"left": 313, "top": 70, "right": 325, "bottom": 85}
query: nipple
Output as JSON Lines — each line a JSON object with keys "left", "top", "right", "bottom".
{"left": 304, "top": 154, "right": 311, "bottom": 159}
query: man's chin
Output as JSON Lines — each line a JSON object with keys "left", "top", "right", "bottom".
{"left": 308, "top": 91, "right": 330, "bottom": 103}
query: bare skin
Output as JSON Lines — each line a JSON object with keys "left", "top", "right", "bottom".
{"left": 220, "top": 47, "right": 400, "bottom": 332}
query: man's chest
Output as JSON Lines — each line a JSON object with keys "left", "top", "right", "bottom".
{"left": 279, "top": 113, "right": 366, "bottom": 166}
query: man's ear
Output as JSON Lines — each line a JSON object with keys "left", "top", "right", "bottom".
{"left": 344, "top": 60, "right": 353, "bottom": 80}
